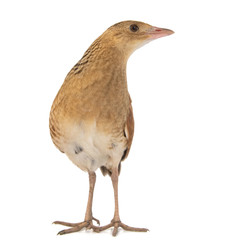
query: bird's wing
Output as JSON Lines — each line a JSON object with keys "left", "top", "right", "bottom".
{"left": 100, "top": 96, "right": 134, "bottom": 176}
{"left": 117, "top": 96, "right": 134, "bottom": 175}
{"left": 122, "top": 96, "right": 134, "bottom": 161}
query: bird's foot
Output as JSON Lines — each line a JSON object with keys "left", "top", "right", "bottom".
{"left": 98, "top": 219, "right": 149, "bottom": 237}
{"left": 53, "top": 217, "right": 101, "bottom": 235}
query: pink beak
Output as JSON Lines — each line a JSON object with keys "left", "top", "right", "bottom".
{"left": 147, "top": 27, "right": 174, "bottom": 39}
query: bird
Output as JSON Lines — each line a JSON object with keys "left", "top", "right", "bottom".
{"left": 49, "top": 20, "right": 174, "bottom": 236}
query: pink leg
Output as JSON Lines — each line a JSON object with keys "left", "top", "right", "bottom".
{"left": 98, "top": 167, "right": 149, "bottom": 236}
{"left": 53, "top": 171, "right": 100, "bottom": 235}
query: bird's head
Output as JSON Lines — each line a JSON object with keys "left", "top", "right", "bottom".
{"left": 103, "top": 20, "right": 174, "bottom": 59}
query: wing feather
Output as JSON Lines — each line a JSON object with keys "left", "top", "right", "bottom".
{"left": 100, "top": 96, "right": 134, "bottom": 176}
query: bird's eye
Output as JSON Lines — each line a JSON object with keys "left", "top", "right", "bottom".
{"left": 129, "top": 24, "right": 139, "bottom": 32}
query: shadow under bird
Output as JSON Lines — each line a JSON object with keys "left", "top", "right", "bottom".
{"left": 49, "top": 20, "right": 174, "bottom": 236}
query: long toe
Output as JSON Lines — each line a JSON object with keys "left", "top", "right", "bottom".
{"left": 53, "top": 221, "right": 83, "bottom": 227}
{"left": 97, "top": 220, "right": 148, "bottom": 236}
{"left": 57, "top": 222, "right": 88, "bottom": 235}
{"left": 120, "top": 222, "right": 149, "bottom": 233}
{"left": 54, "top": 219, "right": 101, "bottom": 235}
{"left": 92, "top": 217, "right": 100, "bottom": 225}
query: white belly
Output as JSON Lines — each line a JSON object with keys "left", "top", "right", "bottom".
{"left": 60, "top": 121, "right": 126, "bottom": 172}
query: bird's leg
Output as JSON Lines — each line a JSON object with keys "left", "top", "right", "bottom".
{"left": 53, "top": 171, "right": 100, "bottom": 235}
{"left": 84, "top": 171, "right": 99, "bottom": 225}
{"left": 98, "top": 167, "right": 149, "bottom": 236}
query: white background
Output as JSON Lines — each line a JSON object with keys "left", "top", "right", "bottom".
{"left": 0, "top": 0, "right": 239, "bottom": 239}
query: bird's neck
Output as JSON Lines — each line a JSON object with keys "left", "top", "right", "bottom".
{"left": 68, "top": 37, "right": 129, "bottom": 89}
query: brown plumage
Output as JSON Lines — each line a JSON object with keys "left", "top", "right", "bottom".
{"left": 50, "top": 20, "right": 174, "bottom": 236}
